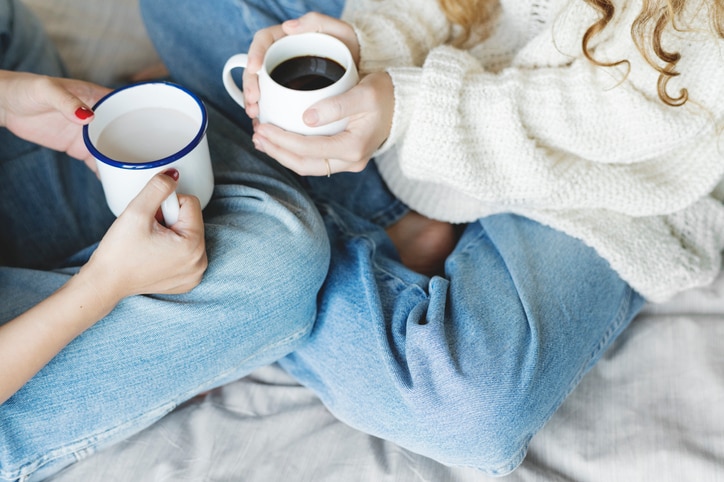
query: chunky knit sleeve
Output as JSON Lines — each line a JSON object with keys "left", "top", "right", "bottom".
{"left": 386, "top": 48, "right": 722, "bottom": 218}
{"left": 353, "top": 0, "right": 724, "bottom": 221}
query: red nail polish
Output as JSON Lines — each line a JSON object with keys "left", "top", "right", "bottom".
{"left": 162, "top": 168, "right": 180, "bottom": 181}
{"left": 75, "top": 106, "right": 93, "bottom": 120}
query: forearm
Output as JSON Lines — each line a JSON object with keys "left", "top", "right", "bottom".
{"left": 0, "top": 270, "right": 120, "bottom": 404}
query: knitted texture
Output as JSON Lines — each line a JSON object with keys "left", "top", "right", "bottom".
{"left": 341, "top": 0, "right": 724, "bottom": 302}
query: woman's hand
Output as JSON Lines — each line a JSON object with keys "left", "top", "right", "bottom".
{"left": 80, "top": 169, "right": 208, "bottom": 307}
{"left": 245, "top": 13, "right": 394, "bottom": 176}
{"left": 0, "top": 170, "right": 207, "bottom": 404}
{"left": 252, "top": 71, "right": 395, "bottom": 176}
{"left": 0, "top": 70, "right": 111, "bottom": 170}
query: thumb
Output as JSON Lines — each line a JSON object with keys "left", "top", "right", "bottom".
{"left": 126, "top": 169, "right": 180, "bottom": 219}
{"left": 303, "top": 86, "right": 360, "bottom": 127}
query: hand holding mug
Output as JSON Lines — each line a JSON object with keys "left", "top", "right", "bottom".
{"left": 240, "top": 13, "right": 361, "bottom": 123}
{"left": 83, "top": 169, "right": 207, "bottom": 300}
{"left": 84, "top": 81, "right": 214, "bottom": 226}
{"left": 225, "top": 13, "right": 394, "bottom": 176}
{"left": 251, "top": 71, "right": 395, "bottom": 176}
{"left": 224, "top": 13, "right": 360, "bottom": 136}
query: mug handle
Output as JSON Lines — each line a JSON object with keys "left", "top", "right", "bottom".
{"left": 222, "top": 53, "right": 249, "bottom": 107}
{"left": 161, "top": 191, "right": 180, "bottom": 227}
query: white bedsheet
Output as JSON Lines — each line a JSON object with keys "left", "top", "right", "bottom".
{"left": 23, "top": 1, "right": 724, "bottom": 480}
{"left": 46, "top": 296, "right": 724, "bottom": 481}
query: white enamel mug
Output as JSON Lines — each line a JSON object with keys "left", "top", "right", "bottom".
{"left": 83, "top": 81, "right": 214, "bottom": 226}
{"left": 223, "top": 32, "right": 359, "bottom": 136}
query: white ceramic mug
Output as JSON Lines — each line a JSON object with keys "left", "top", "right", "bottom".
{"left": 83, "top": 81, "right": 214, "bottom": 226}
{"left": 223, "top": 32, "right": 359, "bottom": 136}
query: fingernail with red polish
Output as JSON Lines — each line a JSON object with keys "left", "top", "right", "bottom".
{"left": 162, "top": 168, "right": 180, "bottom": 181}
{"left": 75, "top": 106, "right": 94, "bottom": 120}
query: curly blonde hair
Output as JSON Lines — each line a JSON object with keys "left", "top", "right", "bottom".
{"left": 438, "top": 0, "right": 724, "bottom": 106}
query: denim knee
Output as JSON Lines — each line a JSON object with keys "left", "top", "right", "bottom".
{"left": 403, "top": 389, "right": 534, "bottom": 476}
{"left": 387, "top": 291, "right": 642, "bottom": 475}
{"left": 382, "top": 351, "right": 538, "bottom": 475}
{"left": 199, "top": 188, "right": 330, "bottom": 363}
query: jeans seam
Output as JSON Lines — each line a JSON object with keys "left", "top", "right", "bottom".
{"left": 368, "top": 199, "right": 410, "bottom": 229}
{"left": 483, "top": 286, "right": 637, "bottom": 476}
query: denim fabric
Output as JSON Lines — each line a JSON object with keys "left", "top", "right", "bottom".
{"left": 140, "top": 0, "right": 345, "bottom": 134}
{"left": 280, "top": 207, "right": 644, "bottom": 474}
{"left": 148, "top": 0, "right": 645, "bottom": 476}
{"left": 0, "top": 1, "right": 330, "bottom": 480}
{"left": 0, "top": 0, "right": 109, "bottom": 271}
{"left": 141, "top": 0, "right": 407, "bottom": 226}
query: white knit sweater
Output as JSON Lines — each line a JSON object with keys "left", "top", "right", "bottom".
{"left": 341, "top": 0, "right": 724, "bottom": 302}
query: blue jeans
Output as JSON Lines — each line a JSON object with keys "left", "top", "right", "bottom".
{"left": 141, "top": 0, "right": 345, "bottom": 134}
{"left": 0, "top": 1, "right": 329, "bottom": 480}
{"left": 144, "top": 0, "right": 645, "bottom": 476}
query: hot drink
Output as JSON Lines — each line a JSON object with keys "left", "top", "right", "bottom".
{"left": 270, "top": 55, "right": 345, "bottom": 91}
{"left": 223, "top": 32, "right": 360, "bottom": 134}
{"left": 96, "top": 107, "right": 198, "bottom": 164}
{"left": 84, "top": 81, "right": 213, "bottom": 225}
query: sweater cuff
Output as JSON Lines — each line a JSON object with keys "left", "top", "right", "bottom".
{"left": 372, "top": 67, "right": 421, "bottom": 157}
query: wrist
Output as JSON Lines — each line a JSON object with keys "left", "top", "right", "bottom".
{"left": 72, "top": 260, "right": 126, "bottom": 318}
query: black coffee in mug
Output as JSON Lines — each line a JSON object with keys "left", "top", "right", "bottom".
{"left": 270, "top": 55, "right": 346, "bottom": 91}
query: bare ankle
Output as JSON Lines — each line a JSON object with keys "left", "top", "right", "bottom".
{"left": 386, "top": 212, "right": 457, "bottom": 277}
